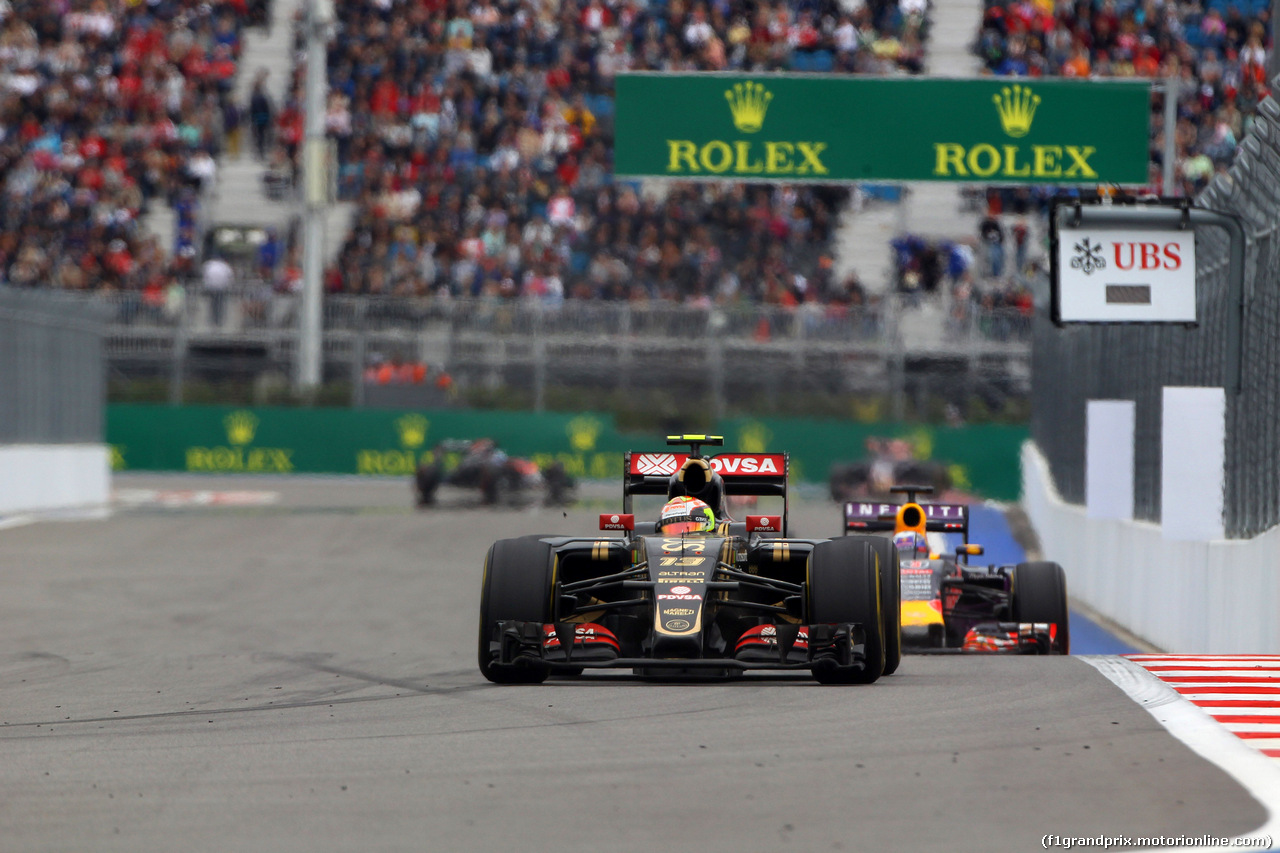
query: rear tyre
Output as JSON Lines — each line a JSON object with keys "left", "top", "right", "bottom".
{"left": 413, "top": 463, "right": 441, "bottom": 506}
{"left": 808, "top": 537, "right": 884, "bottom": 684}
{"left": 478, "top": 537, "right": 556, "bottom": 683}
{"left": 865, "top": 535, "right": 902, "bottom": 676}
{"left": 1010, "top": 561, "right": 1070, "bottom": 654}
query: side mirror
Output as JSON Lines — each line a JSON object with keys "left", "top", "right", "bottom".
{"left": 956, "top": 543, "right": 984, "bottom": 563}
{"left": 745, "top": 515, "right": 782, "bottom": 533}
{"left": 600, "top": 513, "right": 634, "bottom": 531}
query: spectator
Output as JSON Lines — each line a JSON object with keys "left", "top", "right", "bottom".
{"left": 249, "top": 72, "right": 274, "bottom": 160}
{"left": 202, "top": 252, "right": 234, "bottom": 327}
{"left": 979, "top": 214, "right": 1005, "bottom": 280}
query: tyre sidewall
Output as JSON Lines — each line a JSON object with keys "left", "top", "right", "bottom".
{"left": 1011, "top": 561, "right": 1070, "bottom": 654}
{"left": 478, "top": 537, "right": 556, "bottom": 681}
{"left": 865, "top": 535, "right": 902, "bottom": 676}
{"left": 809, "top": 537, "right": 885, "bottom": 683}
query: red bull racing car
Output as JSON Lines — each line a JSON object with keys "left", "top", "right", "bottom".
{"left": 478, "top": 435, "right": 901, "bottom": 684}
{"left": 843, "top": 486, "right": 1068, "bottom": 654}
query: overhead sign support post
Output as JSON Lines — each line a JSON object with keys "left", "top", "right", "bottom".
{"left": 1048, "top": 198, "right": 1247, "bottom": 394}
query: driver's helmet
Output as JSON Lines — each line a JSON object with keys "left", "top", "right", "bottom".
{"left": 659, "top": 496, "right": 716, "bottom": 535}
{"left": 893, "top": 531, "right": 930, "bottom": 558}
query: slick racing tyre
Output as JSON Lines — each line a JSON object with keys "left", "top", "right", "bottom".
{"left": 1011, "top": 561, "right": 1070, "bottom": 654}
{"left": 807, "top": 537, "right": 885, "bottom": 684}
{"left": 478, "top": 537, "right": 556, "bottom": 683}
{"left": 865, "top": 535, "right": 902, "bottom": 676}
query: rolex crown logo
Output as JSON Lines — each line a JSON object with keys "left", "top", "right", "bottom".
{"left": 738, "top": 422, "right": 772, "bottom": 454}
{"left": 567, "top": 416, "right": 601, "bottom": 452}
{"left": 992, "top": 84, "right": 1040, "bottom": 138}
{"left": 395, "top": 413, "right": 430, "bottom": 449}
{"left": 725, "top": 81, "right": 773, "bottom": 133}
{"left": 224, "top": 411, "right": 259, "bottom": 446}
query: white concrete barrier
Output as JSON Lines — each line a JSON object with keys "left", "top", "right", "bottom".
{"left": 0, "top": 445, "right": 110, "bottom": 515}
{"left": 1022, "top": 441, "right": 1280, "bottom": 653}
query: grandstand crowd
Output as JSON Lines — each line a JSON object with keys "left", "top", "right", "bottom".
{"left": 0, "top": 0, "right": 258, "bottom": 294}
{"left": 283, "top": 0, "right": 930, "bottom": 304}
{"left": 0, "top": 0, "right": 1271, "bottom": 315}
{"left": 976, "top": 0, "right": 1270, "bottom": 198}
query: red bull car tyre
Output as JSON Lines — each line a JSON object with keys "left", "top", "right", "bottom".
{"left": 1010, "top": 561, "right": 1070, "bottom": 655}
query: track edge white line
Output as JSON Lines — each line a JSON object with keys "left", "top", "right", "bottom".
{"left": 1082, "top": 655, "right": 1280, "bottom": 851}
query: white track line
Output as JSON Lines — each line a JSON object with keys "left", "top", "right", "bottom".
{"left": 1084, "top": 656, "right": 1280, "bottom": 852}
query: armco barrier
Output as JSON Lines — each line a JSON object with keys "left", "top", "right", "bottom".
{"left": 0, "top": 445, "right": 110, "bottom": 515}
{"left": 106, "top": 405, "right": 1028, "bottom": 500}
{"left": 1022, "top": 440, "right": 1280, "bottom": 653}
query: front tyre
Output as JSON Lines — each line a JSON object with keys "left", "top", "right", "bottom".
{"left": 478, "top": 537, "right": 556, "bottom": 683}
{"left": 1011, "top": 561, "right": 1070, "bottom": 654}
{"left": 808, "top": 537, "right": 885, "bottom": 684}
{"left": 865, "top": 535, "right": 902, "bottom": 676}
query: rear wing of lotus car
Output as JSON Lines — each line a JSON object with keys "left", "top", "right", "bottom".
{"left": 622, "top": 435, "right": 789, "bottom": 533}
{"left": 843, "top": 500, "right": 970, "bottom": 541}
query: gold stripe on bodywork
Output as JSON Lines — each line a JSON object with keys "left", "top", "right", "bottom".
{"left": 772, "top": 542, "right": 790, "bottom": 562}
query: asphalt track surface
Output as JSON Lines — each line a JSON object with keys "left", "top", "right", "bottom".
{"left": 0, "top": 476, "right": 1266, "bottom": 852}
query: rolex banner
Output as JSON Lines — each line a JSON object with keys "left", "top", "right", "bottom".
{"left": 106, "top": 404, "right": 1029, "bottom": 500}
{"left": 613, "top": 74, "right": 1150, "bottom": 184}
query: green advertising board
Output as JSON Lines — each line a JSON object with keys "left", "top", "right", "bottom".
{"left": 614, "top": 74, "right": 1150, "bottom": 184}
{"left": 106, "top": 405, "right": 1029, "bottom": 500}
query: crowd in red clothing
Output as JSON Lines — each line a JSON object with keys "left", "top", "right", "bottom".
{"left": 0, "top": 0, "right": 255, "bottom": 292}
{"left": 286, "top": 0, "right": 929, "bottom": 305}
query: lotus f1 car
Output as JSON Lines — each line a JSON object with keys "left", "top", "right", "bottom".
{"left": 478, "top": 435, "right": 902, "bottom": 684}
{"left": 843, "top": 486, "right": 1069, "bottom": 654}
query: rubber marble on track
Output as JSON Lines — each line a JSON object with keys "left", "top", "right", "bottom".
{"left": 0, "top": 476, "right": 1264, "bottom": 852}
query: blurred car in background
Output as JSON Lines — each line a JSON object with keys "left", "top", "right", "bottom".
{"left": 829, "top": 437, "right": 952, "bottom": 502}
{"left": 414, "top": 439, "right": 574, "bottom": 508}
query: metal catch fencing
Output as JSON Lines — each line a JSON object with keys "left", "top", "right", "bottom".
{"left": 1031, "top": 83, "right": 1280, "bottom": 538}
{"left": 0, "top": 288, "right": 105, "bottom": 443}
{"left": 89, "top": 289, "right": 1030, "bottom": 421}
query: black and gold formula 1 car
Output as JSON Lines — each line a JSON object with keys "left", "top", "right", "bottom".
{"left": 478, "top": 435, "right": 901, "bottom": 684}
{"left": 843, "top": 486, "right": 1069, "bottom": 654}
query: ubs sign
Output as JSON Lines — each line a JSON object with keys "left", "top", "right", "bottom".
{"left": 1054, "top": 227, "right": 1197, "bottom": 323}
